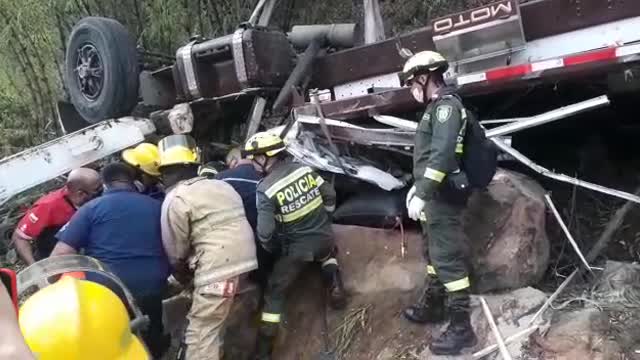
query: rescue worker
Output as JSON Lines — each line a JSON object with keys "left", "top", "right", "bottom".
{"left": 213, "top": 147, "right": 272, "bottom": 286}
{"left": 52, "top": 162, "right": 171, "bottom": 358}
{"left": 401, "top": 51, "right": 476, "bottom": 355}
{"left": 122, "top": 142, "right": 165, "bottom": 200}
{"left": 246, "top": 132, "right": 347, "bottom": 359}
{"left": 18, "top": 276, "right": 150, "bottom": 359}
{"left": 12, "top": 167, "right": 101, "bottom": 265}
{"left": 158, "top": 134, "right": 258, "bottom": 360}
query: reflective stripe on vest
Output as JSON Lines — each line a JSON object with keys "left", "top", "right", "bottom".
{"left": 266, "top": 166, "right": 324, "bottom": 224}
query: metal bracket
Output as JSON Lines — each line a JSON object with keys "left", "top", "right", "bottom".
{"left": 245, "top": 96, "right": 267, "bottom": 141}
{"left": 176, "top": 41, "right": 201, "bottom": 99}
{"left": 232, "top": 28, "right": 249, "bottom": 89}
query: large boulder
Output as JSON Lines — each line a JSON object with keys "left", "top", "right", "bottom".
{"left": 465, "top": 169, "right": 550, "bottom": 293}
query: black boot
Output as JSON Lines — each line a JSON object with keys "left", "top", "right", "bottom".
{"left": 321, "top": 260, "right": 348, "bottom": 310}
{"left": 403, "top": 278, "right": 446, "bottom": 324}
{"left": 253, "top": 323, "right": 277, "bottom": 360}
{"left": 430, "top": 310, "right": 477, "bottom": 355}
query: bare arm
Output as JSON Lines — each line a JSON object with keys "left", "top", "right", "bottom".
{"left": 12, "top": 231, "right": 35, "bottom": 266}
{"left": 50, "top": 241, "right": 79, "bottom": 257}
{"left": 0, "top": 285, "right": 35, "bottom": 359}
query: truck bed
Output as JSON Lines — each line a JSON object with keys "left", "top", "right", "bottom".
{"left": 310, "top": 0, "right": 640, "bottom": 89}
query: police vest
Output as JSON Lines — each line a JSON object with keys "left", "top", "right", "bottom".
{"left": 264, "top": 166, "right": 324, "bottom": 223}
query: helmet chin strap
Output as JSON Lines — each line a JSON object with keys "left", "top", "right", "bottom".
{"left": 253, "top": 156, "right": 269, "bottom": 173}
{"left": 421, "top": 73, "right": 431, "bottom": 103}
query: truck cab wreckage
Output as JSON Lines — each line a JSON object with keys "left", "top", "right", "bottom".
{"left": 3, "top": 0, "right": 640, "bottom": 357}
{"left": 3, "top": 0, "right": 640, "bottom": 206}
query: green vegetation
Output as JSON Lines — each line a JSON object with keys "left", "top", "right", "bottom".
{"left": 0, "top": 0, "right": 491, "bottom": 157}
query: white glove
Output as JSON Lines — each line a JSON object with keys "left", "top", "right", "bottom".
{"left": 407, "top": 196, "right": 426, "bottom": 222}
{"left": 405, "top": 185, "right": 416, "bottom": 209}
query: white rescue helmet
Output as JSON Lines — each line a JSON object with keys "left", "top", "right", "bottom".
{"left": 400, "top": 51, "right": 449, "bottom": 84}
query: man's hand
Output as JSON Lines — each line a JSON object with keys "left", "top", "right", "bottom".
{"left": 172, "top": 264, "right": 193, "bottom": 286}
{"left": 407, "top": 196, "right": 426, "bottom": 222}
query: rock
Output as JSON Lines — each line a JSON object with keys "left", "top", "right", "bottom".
{"left": 420, "top": 287, "right": 547, "bottom": 359}
{"left": 465, "top": 169, "right": 550, "bottom": 293}
{"left": 592, "top": 261, "right": 640, "bottom": 307}
{"left": 535, "top": 309, "right": 622, "bottom": 360}
{"left": 332, "top": 225, "right": 424, "bottom": 296}
{"left": 591, "top": 261, "right": 640, "bottom": 357}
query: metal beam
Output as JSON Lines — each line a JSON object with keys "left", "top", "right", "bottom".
{"left": 245, "top": 96, "right": 268, "bottom": 141}
{"left": 480, "top": 297, "right": 513, "bottom": 360}
{"left": 257, "top": 0, "right": 279, "bottom": 26}
{"left": 0, "top": 117, "right": 155, "bottom": 205}
{"left": 485, "top": 96, "right": 610, "bottom": 138}
{"left": 492, "top": 137, "right": 640, "bottom": 204}
{"left": 248, "top": 0, "right": 268, "bottom": 26}
{"left": 544, "top": 194, "right": 593, "bottom": 272}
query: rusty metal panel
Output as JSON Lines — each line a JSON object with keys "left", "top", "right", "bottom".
{"left": 520, "top": 0, "right": 640, "bottom": 41}
{"left": 242, "top": 29, "right": 295, "bottom": 88}
{"left": 310, "top": 30, "right": 434, "bottom": 89}
{"left": 310, "top": 0, "right": 640, "bottom": 89}
{"left": 197, "top": 60, "right": 242, "bottom": 98}
{"left": 296, "top": 88, "right": 419, "bottom": 121}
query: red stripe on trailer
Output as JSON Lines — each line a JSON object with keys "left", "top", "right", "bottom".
{"left": 486, "top": 64, "right": 532, "bottom": 81}
{"left": 564, "top": 48, "right": 617, "bottom": 66}
{"left": 457, "top": 43, "right": 640, "bottom": 86}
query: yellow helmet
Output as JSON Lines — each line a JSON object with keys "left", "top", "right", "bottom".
{"left": 158, "top": 134, "right": 200, "bottom": 169}
{"left": 400, "top": 51, "right": 449, "bottom": 84}
{"left": 19, "top": 277, "right": 149, "bottom": 360}
{"left": 243, "top": 132, "right": 286, "bottom": 159}
{"left": 122, "top": 143, "right": 161, "bottom": 176}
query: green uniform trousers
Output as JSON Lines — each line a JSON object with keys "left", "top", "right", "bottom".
{"left": 260, "top": 245, "right": 333, "bottom": 324}
{"left": 421, "top": 196, "right": 471, "bottom": 311}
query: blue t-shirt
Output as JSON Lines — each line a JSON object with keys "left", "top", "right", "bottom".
{"left": 215, "top": 164, "right": 261, "bottom": 232}
{"left": 142, "top": 184, "right": 165, "bottom": 201}
{"left": 56, "top": 188, "right": 170, "bottom": 298}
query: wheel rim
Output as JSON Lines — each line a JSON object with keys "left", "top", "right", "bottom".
{"left": 74, "top": 43, "right": 104, "bottom": 101}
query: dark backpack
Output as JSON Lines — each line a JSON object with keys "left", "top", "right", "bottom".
{"left": 458, "top": 105, "right": 498, "bottom": 189}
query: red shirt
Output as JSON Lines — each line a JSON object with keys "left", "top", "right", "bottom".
{"left": 16, "top": 188, "right": 76, "bottom": 241}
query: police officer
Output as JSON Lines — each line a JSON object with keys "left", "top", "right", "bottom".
{"left": 401, "top": 51, "right": 476, "bottom": 355}
{"left": 245, "top": 132, "right": 347, "bottom": 360}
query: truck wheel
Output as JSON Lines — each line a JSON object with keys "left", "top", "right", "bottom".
{"left": 65, "top": 17, "right": 139, "bottom": 124}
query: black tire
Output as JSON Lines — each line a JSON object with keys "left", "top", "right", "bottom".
{"left": 65, "top": 17, "right": 139, "bottom": 124}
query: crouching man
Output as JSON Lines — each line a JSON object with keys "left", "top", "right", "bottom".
{"left": 244, "top": 132, "right": 347, "bottom": 359}
{"left": 158, "top": 135, "right": 258, "bottom": 360}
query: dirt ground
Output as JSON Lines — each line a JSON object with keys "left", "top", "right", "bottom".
{"left": 272, "top": 225, "right": 431, "bottom": 360}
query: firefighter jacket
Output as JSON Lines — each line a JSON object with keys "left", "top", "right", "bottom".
{"left": 256, "top": 161, "right": 337, "bottom": 260}
{"left": 413, "top": 94, "right": 466, "bottom": 201}
{"left": 161, "top": 177, "right": 258, "bottom": 288}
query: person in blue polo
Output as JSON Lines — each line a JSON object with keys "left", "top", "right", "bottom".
{"left": 51, "top": 162, "right": 170, "bottom": 358}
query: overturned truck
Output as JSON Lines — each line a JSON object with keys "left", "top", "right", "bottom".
{"left": 4, "top": 0, "right": 640, "bottom": 207}
{"left": 4, "top": 0, "right": 640, "bottom": 358}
